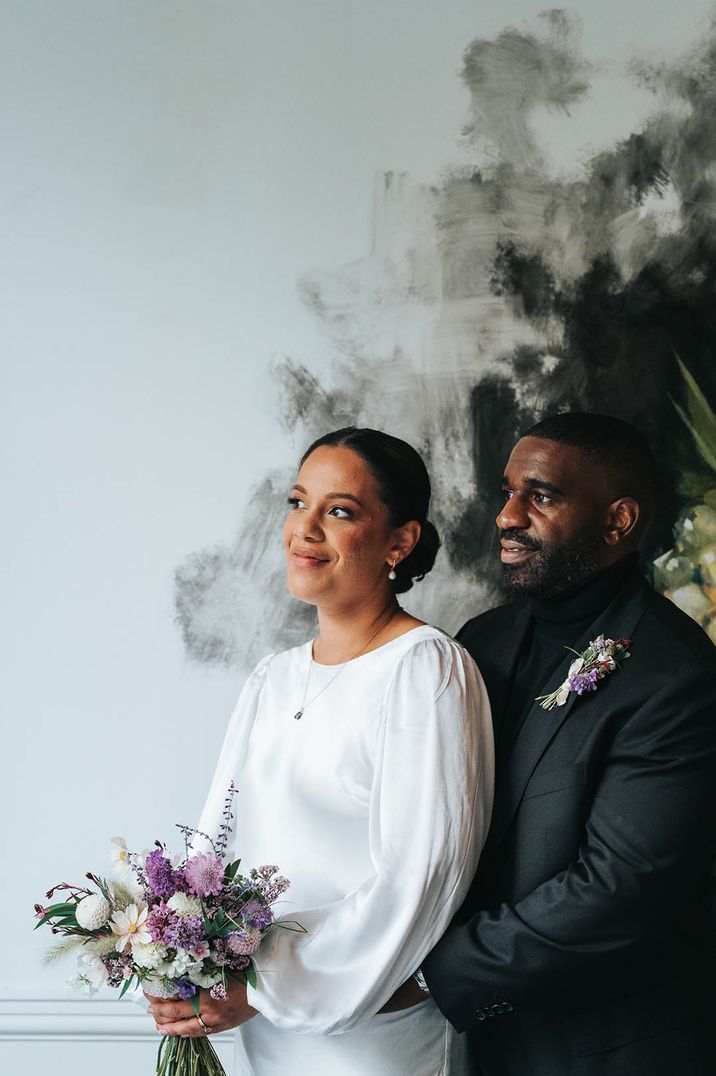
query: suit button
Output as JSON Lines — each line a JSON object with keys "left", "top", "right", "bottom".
{"left": 475, "top": 1009, "right": 487, "bottom": 1021}
{"left": 500, "top": 1002, "right": 514, "bottom": 1013}
{"left": 490, "top": 1004, "right": 502, "bottom": 1015}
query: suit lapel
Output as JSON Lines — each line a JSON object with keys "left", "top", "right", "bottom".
{"left": 480, "top": 574, "right": 654, "bottom": 866}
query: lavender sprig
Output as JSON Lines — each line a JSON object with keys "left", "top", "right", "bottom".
{"left": 215, "top": 782, "right": 238, "bottom": 859}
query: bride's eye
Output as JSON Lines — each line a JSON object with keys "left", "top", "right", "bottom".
{"left": 288, "top": 496, "right": 306, "bottom": 510}
{"left": 328, "top": 505, "right": 353, "bottom": 518}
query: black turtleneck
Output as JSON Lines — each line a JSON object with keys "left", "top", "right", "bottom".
{"left": 497, "top": 553, "right": 640, "bottom": 760}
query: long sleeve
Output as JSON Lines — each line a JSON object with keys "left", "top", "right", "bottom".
{"left": 193, "top": 654, "right": 274, "bottom": 859}
{"left": 422, "top": 671, "right": 716, "bottom": 1031}
{"left": 247, "top": 636, "right": 494, "bottom": 1035}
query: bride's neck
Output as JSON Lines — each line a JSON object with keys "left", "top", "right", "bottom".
{"left": 314, "top": 594, "right": 402, "bottom": 665}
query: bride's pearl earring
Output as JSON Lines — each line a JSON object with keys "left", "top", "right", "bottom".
{"left": 388, "top": 561, "right": 398, "bottom": 581}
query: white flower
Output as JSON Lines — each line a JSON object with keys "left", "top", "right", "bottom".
{"left": 132, "top": 940, "right": 168, "bottom": 970}
{"left": 75, "top": 894, "right": 110, "bottom": 931}
{"left": 168, "top": 948, "right": 195, "bottom": 978}
{"left": 187, "top": 964, "right": 221, "bottom": 989}
{"left": 109, "top": 837, "right": 133, "bottom": 880}
{"left": 69, "top": 952, "right": 108, "bottom": 994}
{"left": 110, "top": 903, "right": 151, "bottom": 952}
{"left": 167, "top": 892, "right": 202, "bottom": 917}
{"left": 568, "top": 657, "right": 584, "bottom": 677}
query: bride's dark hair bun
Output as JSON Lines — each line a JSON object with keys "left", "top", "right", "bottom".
{"left": 301, "top": 427, "right": 441, "bottom": 594}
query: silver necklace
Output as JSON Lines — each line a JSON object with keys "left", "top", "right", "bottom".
{"left": 293, "top": 607, "right": 400, "bottom": 720}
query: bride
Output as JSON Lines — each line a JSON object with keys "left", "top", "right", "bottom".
{"left": 147, "top": 427, "right": 494, "bottom": 1075}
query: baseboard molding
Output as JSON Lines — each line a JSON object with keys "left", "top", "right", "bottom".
{"left": 0, "top": 989, "right": 232, "bottom": 1044}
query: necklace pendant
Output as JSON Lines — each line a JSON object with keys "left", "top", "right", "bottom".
{"left": 293, "top": 709, "right": 303, "bottom": 721}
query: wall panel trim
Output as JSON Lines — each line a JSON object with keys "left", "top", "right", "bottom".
{"left": 0, "top": 989, "right": 232, "bottom": 1044}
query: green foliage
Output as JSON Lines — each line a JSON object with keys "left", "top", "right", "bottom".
{"left": 34, "top": 901, "right": 78, "bottom": 930}
{"left": 223, "top": 859, "right": 241, "bottom": 883}
{"left": 156, "top": 1033, "right": 227, "bottom": 1075}
{"left": 118, "top": 974, "right": 136, "bottom": 1000}
{"left": 671, "top": 354, "right": 716, "bottom": 474}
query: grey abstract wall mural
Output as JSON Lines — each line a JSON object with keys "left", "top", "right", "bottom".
{"left": 175, "top": 9, "right": 716, "bottom": 670}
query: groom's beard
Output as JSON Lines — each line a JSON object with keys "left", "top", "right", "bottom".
{"left": 500, "top": 526, "right": 602, "bottom": 599}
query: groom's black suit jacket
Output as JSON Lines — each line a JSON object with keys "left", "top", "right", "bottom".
{"left": 423, "top": 569, "right": 716, "bottom": 1075}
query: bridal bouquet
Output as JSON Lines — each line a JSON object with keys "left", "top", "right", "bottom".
{"left": 34, "top": 784, "right": 293, "bottom": 1076}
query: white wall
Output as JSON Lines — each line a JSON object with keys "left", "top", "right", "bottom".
{"left": 2, "top": 1, "right": 713, "bottom": 1070}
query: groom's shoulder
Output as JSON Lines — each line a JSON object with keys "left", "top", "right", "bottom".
{"left": 639, "top": 587, "right": 716, "bottom": 673}
{"left": 456, "top": 597, "right": 526, "bottom": 647}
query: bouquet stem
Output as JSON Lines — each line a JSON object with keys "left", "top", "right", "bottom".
{"left": 156, "top": 1035, "right": 227, "bottom": 1076}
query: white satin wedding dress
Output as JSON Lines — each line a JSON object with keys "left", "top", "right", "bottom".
{"left": 196, "top": 625, "right": 494, "bottom": 1076}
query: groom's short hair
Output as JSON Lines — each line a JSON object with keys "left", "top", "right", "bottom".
{"left": 522, "top": 411, "right": 657, "bottom": 523}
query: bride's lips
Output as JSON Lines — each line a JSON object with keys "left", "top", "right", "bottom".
{"left": 291, "top": 547, "right": 330, "bottom": 569}
{"left": 500, "top": 539, "right": 538, "bottom": 565}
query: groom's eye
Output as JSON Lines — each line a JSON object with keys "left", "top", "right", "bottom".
{"left": 533, "top": 492, "right": 552, "bottom": 505}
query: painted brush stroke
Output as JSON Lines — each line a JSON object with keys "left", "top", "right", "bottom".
{"left": 175, "top": 9, "right": 716, "bottom": 668}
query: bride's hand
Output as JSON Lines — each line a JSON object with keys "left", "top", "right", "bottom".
{"left": 145, "top": 979, "right": 258, "bottom": 1037}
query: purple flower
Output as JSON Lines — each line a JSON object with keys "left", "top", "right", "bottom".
{"left": 260, "top": 877, "right": 290, "bottom": 904}
{"left": 102, "top": 951, "right": 134, "bottom": 988}
{"left": 145, "top": 850, "right": 176, "bottom": 898}
{"left": 177, "top": 978, "right": 197, "bottom": 1000}
{"left": 227, "top": 953, "right": 250, "bottom": 972}
{"left": 185, "top": 853, "right": 225, "bottom": 897}
{"left": 146, "top": 901, "right": 179, "bottom": 944}
{"left": 210, "top": 938, "right": 229, "bottom": 967}
{"left": 171, "top": 867, "right": 189, "bottom": 893}
{"left": 164, "top": 914, "right": 206, "bottom": 952}
{"left": 210, "top": 983, "right": 227, "bottom": 1001}
{"left": 241, "top": 898, "right": 273, "bottom": 930}
{"left": 568, "top": 670, "right": 600, "bottom": 696}
{"left": 227, "top": 926, "right": 262, "bottom": 956}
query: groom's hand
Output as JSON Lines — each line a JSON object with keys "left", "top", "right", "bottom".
{"left": 378, "top": 976, "right": 426, "bottom": 1013}
{"left": 146, "top": 979, "right": 258, "bottom": 1037}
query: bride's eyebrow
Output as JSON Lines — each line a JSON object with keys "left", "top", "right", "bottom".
{"left": 292, "top": 484, "right": 365, "bottom": 508}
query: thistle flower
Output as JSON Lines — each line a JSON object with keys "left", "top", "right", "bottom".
{"left": 185, "top": 853, "right": 224, "bottom": 898}
{"left": 226, "top": 926, "right": 262, "bottom": 956}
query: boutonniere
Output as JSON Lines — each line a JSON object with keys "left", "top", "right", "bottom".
{"left": 536, "top": 634, "right": 631, "bottom": 712}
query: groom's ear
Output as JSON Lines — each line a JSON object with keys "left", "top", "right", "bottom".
{"left": 604, "top": 498, "right": 640, "bottom": 546}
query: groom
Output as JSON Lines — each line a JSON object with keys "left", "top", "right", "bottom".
{"left": 423, "top": 412, "right": 716, "bottom": 1074}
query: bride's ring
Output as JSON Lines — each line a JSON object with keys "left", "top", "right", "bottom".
{"left": 196, "top": 1012, "right": 212, "bottom": 1035}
